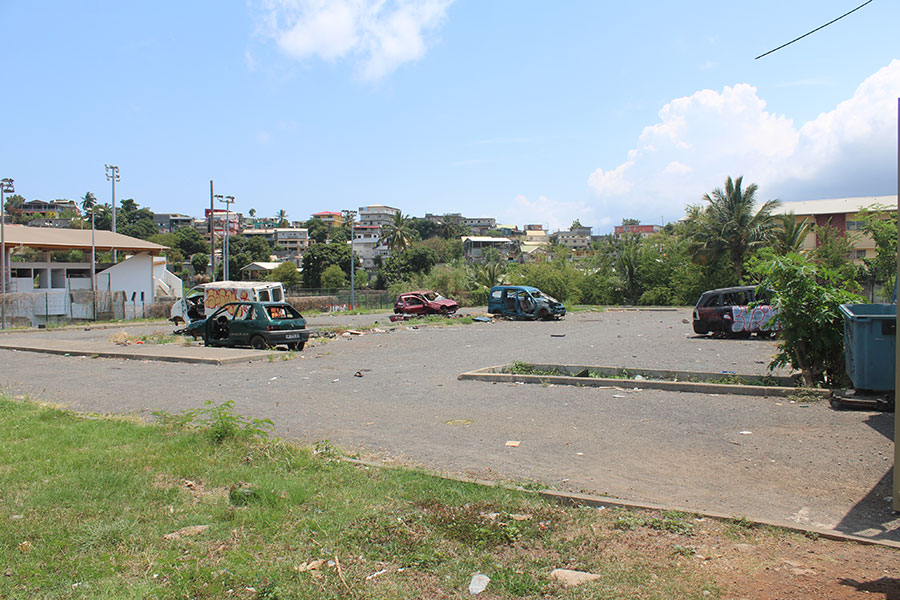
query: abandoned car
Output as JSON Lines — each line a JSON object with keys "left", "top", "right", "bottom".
{"left": 488, "top": 285, "right": 566, "bottom": 320}
{"left": 394, "top": 290, "right": 459, "bottom": 315}
{"left": 184, "top": 301, "right": 310, "bottom": 350}
{"left": 692, "top": 285, "right": 778, "bottom": 337}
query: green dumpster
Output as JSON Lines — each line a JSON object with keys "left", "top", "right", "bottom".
{"left": 839, "top": 303, "right": 896, "bottom": 392}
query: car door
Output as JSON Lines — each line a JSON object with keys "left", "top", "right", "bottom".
{"left": 225, "top": 303, "right": 256, "bottom": 346}
{"left": 404, "top": 295, "right": 426, "bottom": 315}
{"left": 516, "top": 290, "right": 537, "bottom": 318}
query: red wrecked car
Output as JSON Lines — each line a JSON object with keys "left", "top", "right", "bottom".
{"left": 394, "top": 291, "right": 459, "bottom": 315}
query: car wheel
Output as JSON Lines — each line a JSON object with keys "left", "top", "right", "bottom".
{"left": 538, "top": 309, "right": 550, "bottom": 321}
{"left": 250, "top": 335, "right": 268, "bottom": 350}
{"left": 287, "top": 341, "right": 305, "bottom": 351}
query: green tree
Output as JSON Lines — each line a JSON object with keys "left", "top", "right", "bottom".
{"left": 409, "top": 218, "right": 440, "bottom": 240}
{"left": 320, "top": 264, "right": 347, "bottom": 288}
{"left": 304, "top": 218, "right": 330, "bottom": 244}
{"left": 376, "top": 245, "right": 438, "bottom": 288}
{"left": 174, "top": 226, "right": 210, "bottom": 256}
{"left": 382, "top": 212, "right": 417, "bottom": 252}
{"left": 773, "top": 213, "right": 811, "bottom": 255}
{"left": 301, "top": 242, "right": 351, "bottom": 288}
{"left": 753, "top": 252, "right": 863, "bottom": 387}
{"left": 275, "top": 209, "right": 289, "bottom": 227}
{"left": 268, "top": 261, "right": 302, "bottom": 287}
{"left": 856, "top": 205, "right": 897, "bottom": 300}
{"left": 190, "top": 253, "right": 209, "bottom": 276}
{"left": 80, "top": 192, "right": 97, "bottom": 230}
{"left": 687, "top": 176, "right": 780, "bottom": 282}
{"left": 810, "top": 223, "right": 857, "bottom": 285}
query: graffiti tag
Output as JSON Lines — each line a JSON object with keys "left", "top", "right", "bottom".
{"left": 205, "top": 288, "right": 252, "bottom": 311}
{"left": 730, "top": 305, "right": 777, "bottom": 332}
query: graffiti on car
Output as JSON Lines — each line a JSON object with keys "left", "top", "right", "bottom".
{"left": 205, "top": 288, "right": 251, "bottom": 311}
{"left": 730, "top": 305, "right": 777, "bottom": 332}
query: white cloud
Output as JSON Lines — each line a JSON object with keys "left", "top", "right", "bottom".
{"left": 502, "top": 194, "right": 603, "bottom": 233}
{"left": 255, "top": 0, "right": 453, "bottom": 81}
{"left": 587, "top": 60, "right": 900, "bottom": 228}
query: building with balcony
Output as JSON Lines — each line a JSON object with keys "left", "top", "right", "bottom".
{"left": 358, "top": 205, "right": 400, "bottom": 229}
{"left": 311, "top": 211, "right": 344, "bottom": 227}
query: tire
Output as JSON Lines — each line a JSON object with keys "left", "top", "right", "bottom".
{"left": 250, "top": 335, "right": 268, "bottom": 350}
{"left": 287, "top": 341, "right": 305, "bottom": 351}
{"left": 537, "top": 309, "right": 550, "bottom": 321}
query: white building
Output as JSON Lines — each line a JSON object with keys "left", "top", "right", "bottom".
{"left": 352, "top": 225, "right": 390, "bottom": 270}
{"left": 358, "top": 205, "right": 400, "bottom": 229}
{"left": 0, "top": 225, "right": 180, "bottom": 325}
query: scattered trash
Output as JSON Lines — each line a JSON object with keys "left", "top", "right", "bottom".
{"left": 365, "top": 569, "right": 388, "bottom": 581}
{"left": 633, "top": 374, "right": 645, "bottom": 381}
{"left": 354, "top": 371, "right": 363, "bottom": 377}
{"left": 468, "top": 574, "right": 490, "bottom": 594}
{"left": 332, "top": 379, "right": 340, "bottom": 383}
{"left": 739, "top": 431, "right": 752, "bottom": 435}
{"left": 505, "top": 440, "right": 521, "bottom": 447}
{"left": 720, "top": 370, "right": 736, "bottom": 374}
{"left": 550, "top": 568, "right": 602, "bottom": 588}
{"left": 446, "top": 419, "right": 473, "bottom": 426}
{"left": 575, "top": 452, "right": 584, "bottom": 456}
{"left": 269, "top": 377, "right": 278, "bottom": 381}
{"left": 885, "top": 496, "right": 893, "bottom": 503}
{"left": 472, "top": 316, "right": 492, "bottom": 322}
{"left": 612, "top": 394, "right": 625, "bottom": 398}
{"left": 295, "top": 559, "right": 326, "bottom": 573}
{"left": 550, "top": 334, "right": 566, "bottom": 338}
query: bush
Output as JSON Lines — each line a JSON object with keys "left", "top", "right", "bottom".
{"left": 753, "top": 253, "right": 863, "bottom": 387}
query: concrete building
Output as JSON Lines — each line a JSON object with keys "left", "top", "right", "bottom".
{"left": 153, "top": 213, "right": 193, "bottom": 233}
{"left": 352, "top": 224, "right": 390, "bottom": 270}
{"left": 614, "top": 224, "right": 662, "bottom": 238}
{"left": 550, "top": 226, "right": 593, "bottom": 250}
{"left": 773, "top": 196, "right": 896, "bottom": 261}
{"left": 0, "top": 225, "right": 180, "bottom": 325}
{"left": 463, "top": 217, "right": 496, "bottom": 235}
{"left": 358, "top": 205, "right": 400, "bottom": 229}
{"left": 272, "top": 228, "right": 309, "bottom": 254}
{"left": 462, "top": 236, "right": 516, "bottom": 263}
{"left": 311, "top": 211, "right": 344, "bottom": 227}
{"left": 18, "top": 199, "right": 80, "bottom": 216}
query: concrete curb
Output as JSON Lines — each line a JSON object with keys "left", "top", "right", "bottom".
{"left": 0, "top": 343, "right": 267, "bottom": 365}
{"left": 458, "top": 363, "right": 829, "bottom": 399}
{"left": 342, "top": 458, "right": 900, "bottom": 550}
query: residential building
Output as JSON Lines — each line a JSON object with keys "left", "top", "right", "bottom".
{"left": 352, "top": 225, "right": 390, "bottom": 270}
{"left": 551, "top": 226, "right": 593, "bottom": 250}
{"left": 462, "top": 236, "right": 516, "bottom": 263}
{"left": 27, "top": 218, "right": 73, "bottom": 228}
{"left": 272, "top": 228, "right": 309, "bottom": 254}
{"left": 203, "top": 208, "right": 241, "bottom": 239}
{"left": 463, "top": 217, "right": 496, "bottom": 235}
{"left": 153, "top": 213, "right": 193, "bottom": 233}
{"left": 773, "top": 195, "right": 896, "bottom": 261}
{"left": 17, "top": 199, "right": 80, "bottom": 217}
{"left": 240, "top": 262, "right": 285, "bottom": 281}
{"left": 311, "top": 211, "right": 344, "bottom": 227}
{"left": 614, "top": 224, "right": 662, "bottom": 238}
{"left": 358, "top": 205, "right": 400, "bottom": 229}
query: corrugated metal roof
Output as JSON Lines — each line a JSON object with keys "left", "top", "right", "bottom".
{"left": 1, "top": 224, "right": 167, "bottom": 253}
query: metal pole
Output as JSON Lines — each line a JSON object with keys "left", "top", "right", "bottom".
{"left": 91, "top": 206, "right": 96, "bottom": 321}
{"left": 1, "top": 178, "right": 15, "bottom": 330}
{"left": 210, "top": 180, "right": 216, "bottom": 282}
{"left": 894, "top": 97, "right": 899, "bottom": 514}
{"left": 105, "top": 164, "right": 120, "bottom": 262}
{"left": 225, "top": 202, "right": 230, "bottom": 281}
{"left": 350, "top": 232, "right": 356, "bottom": 310}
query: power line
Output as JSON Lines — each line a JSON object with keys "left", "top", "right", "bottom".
{"left": 755, "top": 0, "right": 874, "bottom": 60}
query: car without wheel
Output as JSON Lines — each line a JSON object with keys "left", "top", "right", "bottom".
{"left": 183, "top": 301, "right": 310, "bottom": 350}
{"left": 692, "top": 285, "right": 778, "bottom": 338}
{"left": 394, "top": 291, "right": 459, "bottom": 315}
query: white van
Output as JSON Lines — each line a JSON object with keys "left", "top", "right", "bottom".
{"left": 170, "top": 281, "right": 286, "bottom": 324}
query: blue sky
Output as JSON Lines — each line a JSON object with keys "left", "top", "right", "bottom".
{"left": 3, "top": 1, "right": 899, "bottom": 233}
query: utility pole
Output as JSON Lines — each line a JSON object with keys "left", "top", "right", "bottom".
{"left": 105, "top": 164, "right": 120, "bottom": 262}
{"left": 215, "top": 194, "right": 235, "bottom": 281}
{"left": 1, "top": 177, "right": 14, "bottom": 330}
{"left": 210, "top": 181, "right": 216, "bottom": 282}
{"left": 342, "top": 209, "right": 357, "bottom": 310}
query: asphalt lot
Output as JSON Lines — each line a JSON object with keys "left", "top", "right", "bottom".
{"left": 1, "top": 308, "right": 897, "bottom": 542}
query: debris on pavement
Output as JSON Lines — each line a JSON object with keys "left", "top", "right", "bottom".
{"left": 505, "top": 440, "right": 521, "bottom": 447}
{"left": 468, "top": 573, "right": 490, "bottom": 594}
{"left": 550, "top": 568, "right": 602, "bottom": 588}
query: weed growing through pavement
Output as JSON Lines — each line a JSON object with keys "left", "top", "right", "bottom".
{"left": 152, "top": 400, "right": 273, "bottom": 443}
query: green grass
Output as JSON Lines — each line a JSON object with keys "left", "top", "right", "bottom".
{"left": 0, "top": 396, "right": 726, "bottom": 599}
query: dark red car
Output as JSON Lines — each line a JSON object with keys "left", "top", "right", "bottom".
{"left": 394, "top": 291, "right": 459, "bottom": 315}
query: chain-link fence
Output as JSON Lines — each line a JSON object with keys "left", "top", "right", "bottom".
{"left": 284, "top": 287, "right": 394, "bottom": 311}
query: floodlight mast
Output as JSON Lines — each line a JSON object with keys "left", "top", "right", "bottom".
{"left": 1, "top": 177, "right": 15, "bottom": 330}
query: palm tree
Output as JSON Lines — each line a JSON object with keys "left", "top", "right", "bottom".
{"left": 275, "top": 209, "right": 288, "bottom": 227}
{"left": 687, "top": 176, "right": 780, "bottom": 282}
{"left": 382, "top": 212, "right": 417, "bottom": 252}
{"left": 80, "top": 192, "right": 97, "bottom": 230}
{"left": 773, "top": 213, "right": 810, "bottom": 255}
{"left": 469, "top": 261, "right": 506, "bottom": 290}
{"left": 248, "top": 208, "right": 256, "bottom": 218}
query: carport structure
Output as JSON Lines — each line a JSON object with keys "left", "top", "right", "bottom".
{"left": 0, "top": 224, "right": 178, "bottom": 326}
